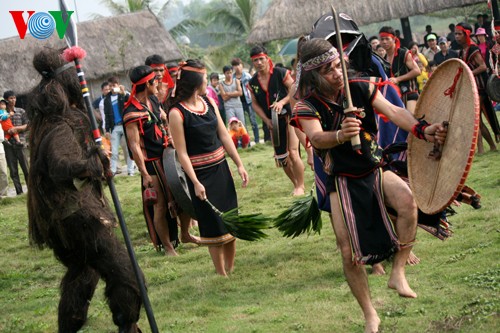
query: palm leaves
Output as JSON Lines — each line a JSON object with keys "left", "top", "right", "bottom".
{"left": 204, "top": 187, "right": 324, "bottom": 242}
{"left": 273, "top": 193, "right": 323, "bottom": 238}
{"left": 205, "top": 199, "right": 271, "bottom": 241}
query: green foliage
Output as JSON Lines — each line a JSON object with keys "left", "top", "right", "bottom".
{"left": 221, "top": 207, "right": 271, "bottom": 241}
{"left": 0, "top": 146, "right": 499, "bottom": 332}
{"left": 273, "top": 193, "right": 322, "bottom": 238}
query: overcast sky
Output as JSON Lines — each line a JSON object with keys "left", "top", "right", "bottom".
{"left": 1, "top": 0, "right": 117, "bottom": 39}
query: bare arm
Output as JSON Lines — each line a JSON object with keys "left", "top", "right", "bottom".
{"left": 299, "top": 117, "right": 360, "bottom": 149}
{"left": 271, "top": 72, "right": 294, "bottom": 113}
{"left": 371, "top": 87, "right": 447, "bottom": 143}
{"left": 210, "top": 97, "right": 248, "bottom": 187}
{"left": 390, "top": 51, "right": 421, "bottom": 84}
{"left": 218, "top": 83, "right": 230, "bottom": 101}
{"left": 125, "top": 122, "right": 152, "bottom": 187}
{"left": 471, "top": 51, "right": 487, "bottom": 75}
{"left": 168, "top": 108, "right": 206, "bottom": 199}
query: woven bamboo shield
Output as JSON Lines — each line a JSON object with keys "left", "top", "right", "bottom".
{"left": 408, "top": 58, "right": 480, "bottom": 215}
{"left": 163, "top": 147, "right": 197, "bottom": 219}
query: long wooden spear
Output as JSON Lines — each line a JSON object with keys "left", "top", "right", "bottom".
{"left": 58, "top": 1, "right": 159, "bottom": 332}
{"left": 331, "top": 5, "right": 362, "bottom": 153}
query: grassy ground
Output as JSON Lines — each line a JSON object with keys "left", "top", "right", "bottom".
{"left": 0, "top": 144, "right": 498, "bottom": 332}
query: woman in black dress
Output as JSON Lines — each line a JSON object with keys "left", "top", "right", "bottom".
{"left": 168, "top": 60, "right": 249, "bottom": 276}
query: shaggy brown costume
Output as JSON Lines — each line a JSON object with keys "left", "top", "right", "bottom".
{"left": 26, "top": 48, "right": 142, "bottom": 333}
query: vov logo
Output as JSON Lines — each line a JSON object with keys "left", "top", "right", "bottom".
{"left": 9, "top": 11, "right": 74, "bottom": 40}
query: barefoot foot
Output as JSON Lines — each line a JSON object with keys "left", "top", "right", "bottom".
{"left": 181, "top": 234, "right": 201, "bottom": 244}
{"left": 388, "top": 275, "right": 417, "bottom": 298}
{"left": 364, "top": 314, "right": 381, "bottom": 333}
{"left": 406, "top": 251, "right": 420, "bottom": 266}
{"left": 165, "top": 248, "right": 179, "bottom": 256}
{"left": 371, "top": 263, "right": 386, "bottom": 276}
{"left": 292, "top": 187, "right": 305, "bottom": 196}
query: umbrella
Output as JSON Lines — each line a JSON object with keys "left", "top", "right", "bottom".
{"left": 279, "top": 38, "right": 298, "bottom": 56}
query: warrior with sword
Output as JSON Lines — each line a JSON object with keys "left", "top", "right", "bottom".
{"left": 290, "top": 38, "right": 448, "bottom": 333}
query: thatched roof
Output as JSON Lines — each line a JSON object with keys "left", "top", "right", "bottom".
{"left": 247, "top": 0, "right": 486, "bottom": 43}
{"left": 0, "top": 10, "right": 182, "bottom": 94}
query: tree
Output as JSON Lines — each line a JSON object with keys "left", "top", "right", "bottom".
{"left": 98, "top": 0, "right": 171, "bottom": 16}
{"left": 198, "top": 0, "right": 261, "bottom": 69}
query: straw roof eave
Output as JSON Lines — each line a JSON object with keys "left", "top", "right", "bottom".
{"left": 247, "top": 0, "right": 486, "bottom": 44}
{"left": 0, "top": 10, "right": 182, "bottom": 94}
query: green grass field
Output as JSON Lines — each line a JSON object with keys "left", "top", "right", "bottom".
{"left": 0, "top": 144, "right": 498, "bottom": 332}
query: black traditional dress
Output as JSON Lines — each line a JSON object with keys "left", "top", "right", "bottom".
{"left": 170, "top": 96, "right": 236, "bottom": 246}
{"left": 123, "top": 95, "right": 179, "bottom": 251}
{"left": 291, "top": 78, "right": 399, "bottom": 265}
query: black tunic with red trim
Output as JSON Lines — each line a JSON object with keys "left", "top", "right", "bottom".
{"left": 249, "top": 66, "right": 291, "bottom": 118}
{"left": 249, "top": 67, "right": 292, "bottom": 163}
{"left": 170, "top": 96, "right": 236, "bottom": 246}
{"left": 388, "top": 47, "right": 418, "bottom": 95}
{"left": 291, "top": 78, "right": 398, "bottom": 265}
{"left": 123, "top": 95, "right": 179, "bottom": 251}
{"left": 123, "top": 95, "right": 165, "bottom": 161}
{"left": 292, "top": 78, "right": 384, "bottom": 179}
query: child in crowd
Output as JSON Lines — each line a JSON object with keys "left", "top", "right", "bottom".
{"left": 228, "top": 117, "right": 250, "bottom": 148}
{"left": 416, "top": 61, "right": 429, "bottom": 93}
{"left": 0, "top": 98, "right": 22, "bottom": 146}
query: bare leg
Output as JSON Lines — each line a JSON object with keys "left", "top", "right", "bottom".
{"left": 382, "top": 171, "right": 417, "bottom": 298}
{"left": 223, "top": 239, "right": 236, "bottom": 274}
{"left": 330, "top": 192, "right": 380, "bottom": 333}
{"left": 406, "top": 100, "right": 417, "bottom": 115}
{"left": 294, "top": 127, "right": 314, "bottom": 170}
{"left": 480, "top": 117, "right": 497, "bottom": 151}
{"left": 287, "top": 125, "right": 305, "bottom": 196}
{"left": 477, "top": 131, "right": 485, "bottom": 154}
{"left": 179, "top": 212, "right": 200, "bottom": 244}
{"left": 151, "top": 175, "right": 178, "bottom": 256}
{"left": 208, "top": 245, "right": 227, "bottom": 276}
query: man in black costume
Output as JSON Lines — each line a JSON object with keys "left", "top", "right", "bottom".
{"left": 26, "top": 47, "right": 142, "bottom": 333}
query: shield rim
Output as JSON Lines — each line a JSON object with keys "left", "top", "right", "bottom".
{"left": 163, "top": 147, "right": 197, "bottom": 219}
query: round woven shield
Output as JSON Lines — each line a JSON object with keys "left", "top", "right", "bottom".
{"left": 408, "top": 58, "right": 480, "bottom": 215}
{"left": 163, "top": 147, "right": 197, "bottom": 219}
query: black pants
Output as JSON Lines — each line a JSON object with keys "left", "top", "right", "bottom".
{"left": 51, "top": 212, "right": 142, "bottom": 332}
{"left": 3, "top": 140, "right": 28, "bottom": 194}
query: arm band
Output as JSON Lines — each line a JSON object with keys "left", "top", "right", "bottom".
{"left": 411, "top": 118, "right": 430, "bottom": 141}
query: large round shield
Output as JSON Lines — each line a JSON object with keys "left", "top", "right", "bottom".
{"left": 163, "top": 147, "right": 197, "bottom": 219}
{"left": 408, "top": 59, "right": 480, "bottom": 215}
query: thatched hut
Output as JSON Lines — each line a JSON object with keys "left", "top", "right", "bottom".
{"left": 247, "top": 0, "right": 486, "bottom": 44}
{"left": 0, "top": 10, "right": 182, "bottom": 99}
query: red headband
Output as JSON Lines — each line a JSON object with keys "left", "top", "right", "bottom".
{"left": 456, "top": 26, "right": 473, "bottom": 46}
{"left": 124, "top": 71, "right": 156, "bottom": 110}
{"left": 149, "top": 63, "right": 175, "bottom": 89}
{"left": 379, "top": 32, "right": 400, "bottom": 50}
{"left": 170, "top": 62, "right": 207, "bottom": 97}
{"left": 251, "top": 53, "right": 274, "bottom": 74}
{"left": 168, "top": 66, "right": 179, "bottom": 72}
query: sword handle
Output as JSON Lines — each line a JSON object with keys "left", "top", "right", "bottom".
{"left": 344, "top": 106, "right": 362, "bottom": 151}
